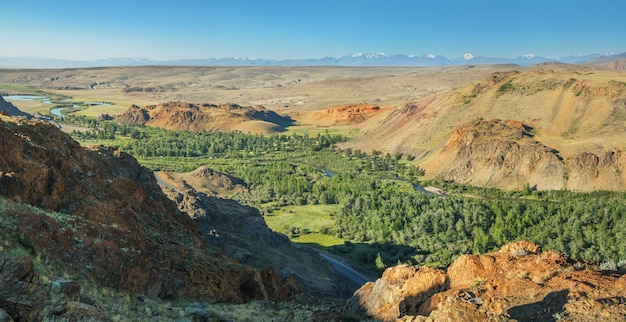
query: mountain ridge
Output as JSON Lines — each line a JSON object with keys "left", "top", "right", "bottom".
{"left": 1, "top": 51, "right": 624, "bottom": 68}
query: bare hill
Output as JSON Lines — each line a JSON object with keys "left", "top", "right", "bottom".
{"left": 312, "top": 103, "right": 382, "bottom": 126}
{"left": 594, "top": 59, "right": 626, "bottom": 72}
{"left": 116, "top": 101, "right": 293, "bottom": 134}
{"left": 343, "top": 67, "right": 626, "bottom": 191}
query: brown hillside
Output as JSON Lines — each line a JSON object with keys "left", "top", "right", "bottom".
{"left": 0, "top": 115, "right": 296, "bottom": 303}
{"left": 164, "top": 166, "right": 248, "bottom": 196}
{"left": 348, "top": 241, "right": 626, "bottom": 321}
{"left": 116, "top": 101, "right": 293, "bottom": 134}
{"left": 343, "top": 67, "right": 626, "bottom": 191}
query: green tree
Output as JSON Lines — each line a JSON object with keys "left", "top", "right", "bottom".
{"left": 375, "top": 252, "right": 386, "bottom": 270}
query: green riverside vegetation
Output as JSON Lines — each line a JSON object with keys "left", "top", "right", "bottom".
{"left": 66, "top": 116, "right": 626, "bottom": 274}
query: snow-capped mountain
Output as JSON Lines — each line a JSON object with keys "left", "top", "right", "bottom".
{"left": 0, "top": 52, "right": 623, "bottom": 68}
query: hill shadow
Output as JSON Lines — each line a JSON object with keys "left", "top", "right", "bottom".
{"left": 295, "top": 239, "right": 424, "bottom": 297}
{"left": 507, "top": 290, "right": 569, "bottom": 321}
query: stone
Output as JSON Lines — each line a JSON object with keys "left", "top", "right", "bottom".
{"left": 348, "top": 241, "right": 626, "bottom": 321}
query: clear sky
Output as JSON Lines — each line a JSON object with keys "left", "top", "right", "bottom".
{"left": 1, "top": 0, "right": 624, "bottom": 60}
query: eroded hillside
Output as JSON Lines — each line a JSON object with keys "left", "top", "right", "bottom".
{"left": 343, "top": 67, "right": 626, "bottom": 191}
{"left": 116, "top": 101, "right": 294, "bottom": 134}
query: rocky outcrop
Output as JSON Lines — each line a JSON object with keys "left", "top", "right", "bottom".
{"left": 346, "top": 265, "right": 447, "bottom": 321}
{"left": 438, "top": 118, "right": 568, "bottom": 190}
{"left": 171, "top": 166, "right": 248, "bottom": 196}
{"left": 115, "top": 101, "right": 293, "bottom": 134}
{"left": 114, "top": 104, "right": 149, "bottom": 124}
{"left": 348, "top": 241, "right": 626, "bottom": 321}
{"left": 422, "top": 118, "right": 626, "bottom": 191}
{"left": 566, "top": 150, "right": 625, "bottom": 191}
{"left": 0, "top": 115, "right": 296, "bottom": 303}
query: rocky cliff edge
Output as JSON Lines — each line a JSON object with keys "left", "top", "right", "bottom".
{"left": 348, "top": 241, "right": 626, "bottom": 321}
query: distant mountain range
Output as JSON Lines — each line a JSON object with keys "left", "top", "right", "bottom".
{"left": 1, "top": 52, "right": 624, "bottom": 68}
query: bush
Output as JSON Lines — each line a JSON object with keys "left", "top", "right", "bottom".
{"left": 498, "top": 80, "right": 515, "bottom": 93}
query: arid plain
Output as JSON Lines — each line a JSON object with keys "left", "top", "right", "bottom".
{"left": 0, "top": 65, "right": 511, "bottom": 114}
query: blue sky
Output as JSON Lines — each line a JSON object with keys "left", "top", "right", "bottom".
{"left": 1, "top": 0, "right": 624, "bottom": 60}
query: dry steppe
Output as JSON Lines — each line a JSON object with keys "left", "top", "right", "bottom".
{"left": 0, "top": 65, "right": 514, "bottom": 115}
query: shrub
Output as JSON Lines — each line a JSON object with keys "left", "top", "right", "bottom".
{"left": 498, "top": 80, "right": 515, "bottom": 93}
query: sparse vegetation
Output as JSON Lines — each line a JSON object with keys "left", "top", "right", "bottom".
{"left": 498, "top": 79, "right": 515, "bottom": 93}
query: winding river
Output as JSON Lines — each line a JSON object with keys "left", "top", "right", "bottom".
{"left": 5, "top": 95, "right": 112, "bottom": 119}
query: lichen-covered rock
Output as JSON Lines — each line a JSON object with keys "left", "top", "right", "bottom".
{"left": 0, "top": 256, "right": 46, "bottom": 321}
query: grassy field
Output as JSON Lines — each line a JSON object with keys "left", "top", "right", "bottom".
{"left": 262, "top": 203, "right": 406, "bottom": 274}
{"left": 291, "top": 233, "right": 346, "bottom": 248}
{"left": 264, "top": 204, "right": 340, "bottom": 235}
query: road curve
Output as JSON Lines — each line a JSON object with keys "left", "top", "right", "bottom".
{"left": 319, "top": 253, "right": 374, "bottom": 287}
{"left": 154, "top": 171, "right": 183, "bottom": 194}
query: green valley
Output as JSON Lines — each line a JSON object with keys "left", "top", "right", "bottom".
{"left": 66, "top": 116, "right": 626, "bottom": 275}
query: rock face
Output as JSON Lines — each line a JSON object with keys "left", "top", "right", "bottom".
{"left": 433, "top": 118, "right": 625, "bottom": 191}
{"left": 115, "top": 101, "right": 294, "bottom": 135}
{"left": 348, "top": 241, "right": 626, "bottom": 321}
{"left": 0, "top": 115, "right": 296, "bottom": 303}
{"left": 347, "top": 265, "right": 447, "bottom": 321}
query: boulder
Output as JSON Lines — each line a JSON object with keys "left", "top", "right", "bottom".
{"left": 0, "top": 256, "right": 45, "bottom": 321}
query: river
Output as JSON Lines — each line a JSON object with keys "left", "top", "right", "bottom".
{"left": 4, "top": 95, "right": 52, "bottom": 104}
